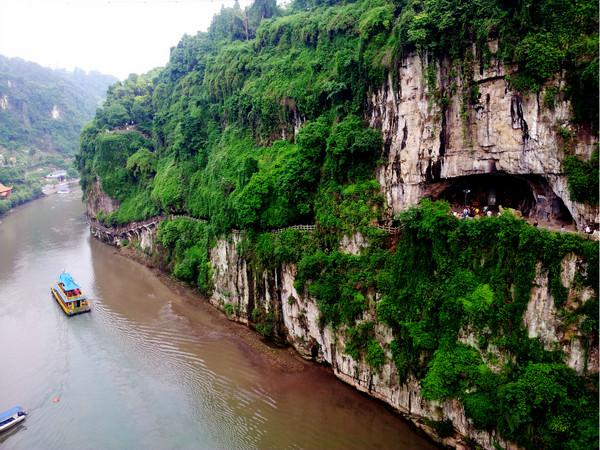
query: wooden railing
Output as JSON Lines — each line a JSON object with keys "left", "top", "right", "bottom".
{"left": 89, "top": 216, "right": 165, "bottom": 236}
{"left": 271, "top": 224, "right": 317, "bottom": 234}
{"left": 373, "top": 224, "right": 403, "bottom": 234}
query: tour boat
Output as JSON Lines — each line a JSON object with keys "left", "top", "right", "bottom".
{"left": 50, "top": 272, "right": 91, "bottom": 316}
{"left": 0, "top": 406, "right": 27, "bottom": 433}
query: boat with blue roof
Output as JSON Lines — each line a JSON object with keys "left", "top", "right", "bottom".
{"left": 0, "top": 406, "right": 27, "bottom": 433}
{"left": 51, "top": 272, "right": 91, "bottom": 316}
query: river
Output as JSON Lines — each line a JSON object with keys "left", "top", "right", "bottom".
{"left": 0, "top": 190, "right": 436, "bottom": 450}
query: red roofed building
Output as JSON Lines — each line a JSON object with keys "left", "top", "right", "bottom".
{"left": 0, "top": 183, "right": 13, "bottom": 199}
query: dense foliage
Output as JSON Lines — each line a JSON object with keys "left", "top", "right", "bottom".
{"left": 232, "top": 199, "right": 599, "bottom": 449}
{"left": 564, "top": 148, "right": 599, "bottom": 205}
{"left": 156, "top": 218, "right": 212, "bottom": 294}
{"left": 78, "top": 0, "right": 598, "bottom": 226}
{"left": 78, "top": 0, "right": 598, "bottom": 448}
{"left": 0, "top": 166, "right": 42, "bottom": 215}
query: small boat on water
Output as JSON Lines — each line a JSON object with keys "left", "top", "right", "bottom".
{"left": 50, "top": 272, "right": 91, "bottom": 316}
{"left": 0, "top": 406, "right": 27, "bottom": 433}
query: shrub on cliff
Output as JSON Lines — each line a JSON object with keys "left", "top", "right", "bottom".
{"left": 563, "top": 149, "right": 599, "bottom": 205}
{"left": 157, "top": 218, "right": 212, "bottom": 295}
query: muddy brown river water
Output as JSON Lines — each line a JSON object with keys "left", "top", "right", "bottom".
{"left": 0, "top": 190, "right": 437, "bottom": 449}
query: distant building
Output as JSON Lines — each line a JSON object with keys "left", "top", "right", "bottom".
{"left": 46, "top": 170, "right": 67, "bottom": 181}
{"left": 0, "top": 183, "right": 13, "bottom": 199}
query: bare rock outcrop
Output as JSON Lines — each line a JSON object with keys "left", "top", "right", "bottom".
{"left": 368, "top": 51, "right": 598, "bottom": 230}
{"left": 524, "top": 254, "right": 597, "bottom": 374}
{"left": 86, "top": 178, "right": 118, "bottom": 219}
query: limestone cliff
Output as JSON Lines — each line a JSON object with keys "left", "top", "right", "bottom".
{"left": 202, "top": 233, "right": 596, "bottom": 450}
{"left": 89, "top": 210, "right": 597, "bottom": 449}
{"left": 368, "top": 49, "right": 597, "bottom": 230}
{"left": 85, "top": 47, "right": 598, "bottom": 449}
{"left": 86, "top": 178, "right": 119, "bottom": 219}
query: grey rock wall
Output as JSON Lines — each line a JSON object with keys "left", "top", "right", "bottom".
{"left": 206, "top": 233, "right": 596, "bottom": 449}
{"left": 367, "top": 51, "right": 598, "bottom": 230}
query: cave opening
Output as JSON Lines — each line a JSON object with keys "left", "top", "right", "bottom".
{"left": 433, "top": 174, "right": 574, "bottom": 225}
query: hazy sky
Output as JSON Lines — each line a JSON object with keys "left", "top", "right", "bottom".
{"left": 0, "top": 0, "right": 253, "bottom": 79}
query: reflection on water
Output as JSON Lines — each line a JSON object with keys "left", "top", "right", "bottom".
{"left": 0, "top": 191, "right": 437, "bottom": 450}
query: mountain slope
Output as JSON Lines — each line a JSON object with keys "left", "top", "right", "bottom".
{"left": 0, "top": 55, "right": 117, "bottom": 155}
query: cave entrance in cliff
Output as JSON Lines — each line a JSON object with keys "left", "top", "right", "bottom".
{"left": 434, "top": 174, "right": 574, "bottom": 225}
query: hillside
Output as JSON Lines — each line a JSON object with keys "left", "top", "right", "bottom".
{"left": 0, "top": 55, "right": 116, "bottom": 156}
{"left": 0, "top": 55, "right": 116, "bottom": 214}
{"left": 78, "top": 0, "right": 598, "bottom": 448}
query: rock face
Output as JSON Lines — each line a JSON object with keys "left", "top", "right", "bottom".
{"left": 86, "top": 178, "right": 118, "bottom": 219}
{"left": 367, "top": 50, "right": 598, "bottom": 230}
{"left": 208, "top": 233, "right": 288, "bottom": 343}
{"left": 524, "top": 256, "right": 598, "bottom": 374}
{"left": 209, "top": 232, "right": 251, "bottom": 324}
{"left": 205, "top": 233, "right": 595, "bottom": 449}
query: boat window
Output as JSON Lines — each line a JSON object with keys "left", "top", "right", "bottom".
{"left": 0, "top": 417, "right": 15, "bottom": 427}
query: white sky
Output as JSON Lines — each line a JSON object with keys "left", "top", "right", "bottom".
{"left": 0, "top": 0, "right": 253, "bottom": 80}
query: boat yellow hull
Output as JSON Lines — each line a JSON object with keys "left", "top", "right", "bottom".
{"left": 51, "top": 287, "right": 90, "bottom": 316}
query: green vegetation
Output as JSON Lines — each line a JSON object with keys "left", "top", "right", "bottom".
{"left": 394, "top": 0, "right": 598, "bottom": 127}
{"left": 0, "top": 166, "right": 42, "bottom": 215}
{"left": 223, "top": 303, "right": 235, "bottom": 317}
{"left": 252, "top": 306, "right": 276, "bottom": 338}
{"left": 564, "top": 149, "right": 599, "bottom": 205}
{"left": 345, "top": 322, "right": 386, "bottom": 369}
{"left": 78, "top": 0, "right": 599, "bottom": 226}
{"left": 156, "top": 217, "right": 212, "bottom": 295}
{"left": 77, "top": 0, "right": 598, "bottom": 447}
